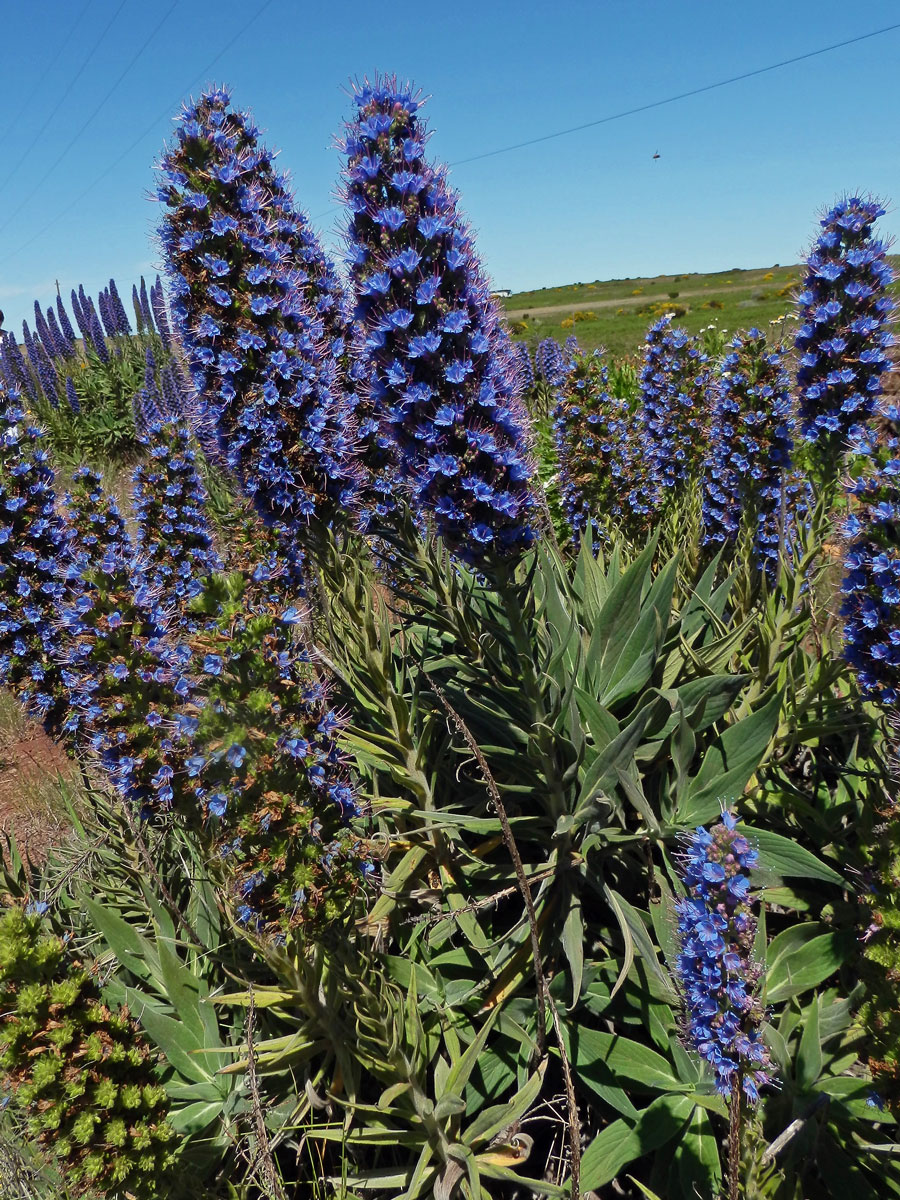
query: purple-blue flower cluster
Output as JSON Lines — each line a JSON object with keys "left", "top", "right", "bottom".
{"left": 513, "top": 341, "right": 534, "bottom": 398}
{"left": 0, "top": 278, "right": 172, "bottom": 425}
{"left": 157, "top": 87, "right": 356, "bottom": 539}
{"left": 183, "top": 584, "right": 364, "bottom": 928}
{"left": 0, "top": 395, "right": 72, "bottom": 728}
{"left": 131, "top": 419, "right": 221, "bottom": 617}
{"left": 702, "top": 329, "right": 795, "bottom": 577}
{"left": 535, "top": 337, "right": 568, "bottom": 388}
{"left": 341, "top": 75, "right": 536, "bottom": 562}
{"left": 56, "top": 471, "right": 198, "bottom": 811}
{"left": 842, "top": 404, "right": 900, "bottom": 704}
{"left": 638, "top": 315, "right": 712, "bottom": 506}
{"left": 553, "top": 347, "right": 635, "bottom": 546}
{"left": 795, "top": 196, "right": 895, "bottom": 457}
{"left": 676, "top": 812, "right": 773, "bottom": 1103}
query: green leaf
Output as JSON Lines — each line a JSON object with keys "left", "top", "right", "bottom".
{"left": 81, "top": 896, "right": 151, "bottom": 983}
{"left": 441, "top": 1008, "right": 499, "bottom": 1099}
{"left": 607, "top": 889, "right": 677, "bottom": 1001}
{"left": 655, "top": 675, "right": 748, "bottom": 740}
{"left": 744, "top": 825, "right": 844, "bottom": 886}
{"left": 580, "top": 1094, "right": 694, "bottom": 1190}
{"left": 600, "top": 556, "right": 678, "bottom": 709}
{"left": 673, "top": 1105, "right": 722, "bottom": 1200}
{"left": 565, "top": 1024, "right": 685, "bottom": 1094}
{"left": 796, "top": 996, "right": 823, "bottom": 1092}
{"left": 625, "top": 1178, "right": 666, "bottom": 1200}
{"left": 126, "top": 989, "right": 212, "bottom": 1085}
{"left": 465, "top": 1062, "right": 546, "bottom": 1146}
{"left": 677, "top": 691, "right": 781, "bottom": 826}
{"left": 155, "top": 938, "right": 208, "bottom": 1044}
{"left": 765, "top": 926, "right": 854, "bottom": 1005}
{"left": 584, "top": 543, "right": 655, "bottom": 700}
{"left": 167, "top": 1100, "right": 225, "bottom": 1135}
{"left": 561, "top": 891, "right": 584, "bottom": 1007}
{"left": 578, "top": 694, "right": 670, "bottom": 812}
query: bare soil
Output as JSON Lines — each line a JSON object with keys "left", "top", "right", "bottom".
{"left": 0, "top": 718, "right": 72, "bottom": 866}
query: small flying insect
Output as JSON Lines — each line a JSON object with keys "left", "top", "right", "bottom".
{"left": 652, "top": 150, "right": 661, "bottom": 160}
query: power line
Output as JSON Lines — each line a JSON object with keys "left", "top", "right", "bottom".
{"left": 0, "top": 0, "right": 96, "bottom": 156}
{"left": 0, "top": 0, "right": 130, "bottom": 201}
{"left": 449, "top": 22, "right": 900, "bottom": 166}
{"left": 236, "top": 20, "right": 900, "bottom": 229}
{"left": 2, "top": 14, "right": 896, "bottom": 271}
{"left": 0, "top": 0, "right": 180, "bottom": 240}
{"left": 0, "top": 0, "right": 278, "bottom": 270}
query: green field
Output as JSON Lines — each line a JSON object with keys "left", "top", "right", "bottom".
{"left": 503, "top": 257, "right": 900, "bottom": 358}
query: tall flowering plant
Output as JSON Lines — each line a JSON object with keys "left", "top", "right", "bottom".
{"left": 535, "top": 337, "right": 567, "bottom": 387}
{"left": 0, "top": 397, "right": 72, "bottom": 729}
{"left": 184, "top": 577, "right": 365, "bottom": 930}
{"left": 842, "top": 404, "right": 900, "bottom": 705}
{"left": 157, "top": 87, "right": 356, "bottom": 542}
{"left": 702, "top": 329, "right": 796, "bottom": 578}
{"left": 57, "top": 472, "right": 198, "bottom": 811}
{"left": 676, "top": 812, "right": 773, "bottom": 1103}
{"left": 513, "top": 341, "right": 534, "bottom": 398}
{"left": 639, "top": 315, "right": 712, "bottom": 503}
{"left": 131, "top": 418, "right": 221, "bottom": 620}
{"left": 795, "top": 196, "right": 895, "bottom": 473}
{"left": 340, "top": 75, "right": 537, "bottom": 562}
{"left": 553, "top": 347, "right": 635, "bottom": 546}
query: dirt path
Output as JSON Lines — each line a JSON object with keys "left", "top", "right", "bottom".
{"left": 0, "top": 717, "right": 72, "bottom": 866}
{"left": 505, "top": 280, "right": 763, "bottom": 320}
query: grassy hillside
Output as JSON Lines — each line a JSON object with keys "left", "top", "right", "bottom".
{"left": 502, "top": 258, "right": 900, "bottom": 358}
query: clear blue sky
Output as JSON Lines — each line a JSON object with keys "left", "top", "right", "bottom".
{"left": 1, "top": 0, "right": 899, "bottom": 332}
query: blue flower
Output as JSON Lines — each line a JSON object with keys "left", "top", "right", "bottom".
{"left": 795, "top": 196, "right": 894, "bottom": 463}
{"left": 632, "top": 316, "right": 713, "bottom": 520}
{"left": 225, "top": 743, "right": 247, "bottom": 769}
{"left": 553, "top": 345, "right": 636, "bottom": 547}
{"left": 158, "top": 87, "right": 357, "bottom": 558}
{"left": 340, "top": 74, "right": 537, "bottom": 560}
{"left": 701, "top": 329, "right": 798, "bottom": 578}
{"left": 675, "top": 812, "right": 774, "bottom": 1103}
{"left": 0, "top": 397, "right": 72, "bottom": 729}
{"left": 841, "top": 405, "right": 900, "bottom": 705}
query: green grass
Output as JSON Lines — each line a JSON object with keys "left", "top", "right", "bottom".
{"left": 0, "top": 690, "right": 27, "bottom": 748}
{"left": 503, "top": 257, "right": 900, "bottom": 359}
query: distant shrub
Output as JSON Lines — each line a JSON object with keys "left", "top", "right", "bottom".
{"left": 668, "top": 290, "right": 680, "bottom": 299}
{"left": 631, "top": 288, "right": 643, "bottom": 295}
{"left": 573, "top": 310, "right": 596, "bottom": 323}
{"left": 560, "top": 317, "right": 575, "bottom": 329}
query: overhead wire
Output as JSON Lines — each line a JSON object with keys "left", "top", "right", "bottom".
{"left": 448, "top": 22, "right": 900, "bottom": 166}
{"left": 0, "top": 0, "right": 96, "bottom": 156}
{"left": 0, "top": 0, "right": 278, "bottom": 270}
{"left": 0, "top": 0, "right": 181, "bottom": 240}
{"left": 283, "top": 22, "right": 900, "bottom": 231}
{"left": 1, "top": 16, "right": 897, "bottom": 270}
{"left": 0, "top": 0, "right": 130, "bottom": 200}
